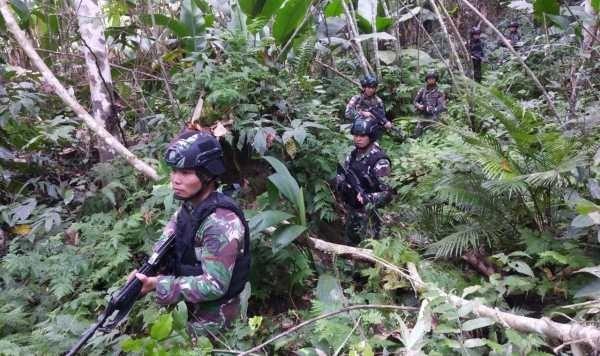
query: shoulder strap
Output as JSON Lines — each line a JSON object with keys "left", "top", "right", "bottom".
{"left": 366, "top": 149, "right": 389, "bottom": 169}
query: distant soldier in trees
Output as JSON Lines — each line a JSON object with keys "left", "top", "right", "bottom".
{"left": 413, "top": 71, "right": 446, "bottom": 138}
{"left": 345, "top": 75, "right": 393, "bottom": 134}
{"left": 504, "top": 21, "right": 522, "bottom": 48}
{"left": 128, "top": 132, "right": 250, "bottom": 336}
{"left": 334, "top": 118, "right": 393, "bottom": 245}
{"left": 469, "top": 27, "right": 485, "bottom": 82}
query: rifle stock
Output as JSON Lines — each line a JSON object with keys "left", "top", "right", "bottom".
{"left": 66, "top": 231, "right": 176, "bottom": 356}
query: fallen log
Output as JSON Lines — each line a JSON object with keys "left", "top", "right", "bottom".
{"left": 306, "top": 236, "right": 600, "bottom": 350}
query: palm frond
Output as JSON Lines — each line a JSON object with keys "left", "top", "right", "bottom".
{"left": 426, "top": 223, "right": 493, "bottom": 258}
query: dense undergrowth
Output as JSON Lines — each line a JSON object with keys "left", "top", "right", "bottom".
{"left": 2, "top": 1, "right": 600, "bottom": 355}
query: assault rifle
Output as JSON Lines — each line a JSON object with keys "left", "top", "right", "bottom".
{"left": 66, "top": 231, "right": 176, "bottom": 356}
{"left": 367, "top": 107, "right": 405, "bottom": 142}
{"left": 336, "top": 164, "right": 367, "bottom": 209}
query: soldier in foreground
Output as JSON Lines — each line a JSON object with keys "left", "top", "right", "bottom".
{"left": 469, "top": 27, "right": 485, "bottom": 82}
{"left": 334, "top": 118, "right": 393, "bottom": 245}
{"left": 345, "top": 75, "right": 393, "bottom": 132}
{"left": 413, "top": 71, "right": 446, "bottom": 138}
{"left": 130, "top": 131, "right": 250, "bottom": 336}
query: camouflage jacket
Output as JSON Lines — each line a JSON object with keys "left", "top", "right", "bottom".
{"left": 414, "top": 86, "right": 445, "bottom": 116}
{"left": 505, "top": 31, "right": 521, "bottom": 46}
{"left": 152, "top": 202, "right": 245, "bottom": 331}
{"left": 469, "top": 38, "right": 485, "bottom": 60}
{"left": 338, "top": 143, "right": 392, "bottom": 210}
{"left": 345, "top": 93, "right": 389, "bottom": 126}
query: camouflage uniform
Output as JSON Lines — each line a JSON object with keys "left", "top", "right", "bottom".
{"left": 469, "top": 38, "right": 485, "bottom": 82}
{"left": 506, "top": 31, "right": 521, "bottom": 46}
{"left": 345, "top": 93, "right": 390, "bottom": 128}
{"left": 413, "top": 85, "right": 445, "bottom": 137}
{"left": 153, "top": 203, "right": 245, "bottom": 335}
{"left": 336, "top": 144, "right": 392, "bottom": 245}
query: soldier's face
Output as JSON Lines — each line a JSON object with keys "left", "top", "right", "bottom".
{"left": 363, "top": 86, "right": 376, "bottom": 96}
{"left": 472, "top": 33, "right": 480, "bottom": 40}
{"left": 353, "top": 134, "right": 371, "bottom": 149}
{"left": 509, "top": 26, "right": 517, "bottom": 32}
{"left": 171, "top": 169, "right": 203, "bottom": 199}
{"left": 427, "top": 78, "right": 437, "bottom": 86}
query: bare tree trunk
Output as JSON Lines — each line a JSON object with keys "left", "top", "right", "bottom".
{"left": 0, "top": 0, "right": 159, "bottom": 181}
{"left": 583, "top": 0, "right": 599, "bottom": 58}
{"left": 75, "top": 0, "right": 121, "bottom": 161}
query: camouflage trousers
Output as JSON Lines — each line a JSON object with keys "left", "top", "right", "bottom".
{"left": 187, "top": 296, "right": 240, "bottom": 338}
{"left": 344, "top": 208, "right": 382, "bottom": 246}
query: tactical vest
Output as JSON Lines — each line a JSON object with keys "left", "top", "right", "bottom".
{"left": 173, "top": 191, "right": 250, "bottom": 303}
{"left": 348, "top": 148, "right": 389, "bottom": 194}
{"left": 470, "top": 39, "right": 484, "bottom": 59}
{"left": 417, "top": 87, "right": 443, "bottom": 116}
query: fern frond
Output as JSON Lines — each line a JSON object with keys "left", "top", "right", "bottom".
{"left": 427, "top": 223, "right": 493, "bottom": 258}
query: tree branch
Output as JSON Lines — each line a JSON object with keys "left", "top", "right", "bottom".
{"left": 305, "top": 236, "right": 600, "bottom": 349}
{"left": 0, "top": 0, "right": 159, "bottom": 181}
{"left": 314, "top": 58, "right": 361, "bottom": 87}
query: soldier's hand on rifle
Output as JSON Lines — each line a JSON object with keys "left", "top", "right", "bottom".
{"left": 135, "top": 273, "right": 158, "bottom": 295}
{"left": 384, "top": 121, "right": 393, "bottom": 130}
{"left": 360, "top": 110, "right": 374, "bottom": 119}
{"left": 127, "top": 269, "right": 138, "bottom": 283}
{"left": 415, "top": 103, "right": 424, "bottom": 111}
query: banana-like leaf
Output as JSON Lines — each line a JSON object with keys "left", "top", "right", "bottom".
{"left": 272, "top": 0, "right": 312, "bottom": 44}
{"left": 271, "top": 224, "right": 307, "bottom": 253}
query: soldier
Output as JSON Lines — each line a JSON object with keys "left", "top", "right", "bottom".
{"left": 129, "top": 131, "right": 250, "bottom": 336}
{"left": 469, "top": 27, "right": 485, "bottom": 82}
{"left": 413, "top": 71, "right": 445, "bottom": 138}
{"left": 334, "top": 118, "right": 393, "bottom": 245}
{"left": 345, "top": 75, "right": 393, "bottom": 133}
{"left": 504, "top": 21, "right": 521, "bottom": 48}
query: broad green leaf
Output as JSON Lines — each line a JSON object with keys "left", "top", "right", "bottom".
{"left": 13, "top": 198, "right": 36, "bottom": 222}
{"left": 458, "top": 301, "right": 474, "bottom": 317}
{"left": 272, "top": 0, "right": 311, "bottom": 44}
{"left": 533, "top": 0, "right": 559, "bottom": 22}
{"left": 264, "top": 156, "right": 301, "bottom": 205}
{"left": 248, "top": 210, "right": 294, "bottom": 236}
{"left": 239, "top": 0, "right": 266, "bottom": 17}
{"left": 375, "top": 16, "right": 393, "bottom": 31}
{"left": 140, "top": 14, "right": 189, "bottom": 38}
{"left": 592, "top": 0, "right": 600, "bottom": 12}
{"left": 461, "top": 317, "right": 494, "bottom": 331}
{"left": 268, "top": 173, "right": 300, "bottom": 207}
{"left": 462, "top": 285, "right": 481, "bottom": 298}
{"left": 508, "top": 260, "right": 535, "bottom": 277}
{"left": 271, "top": 224, "right": 307, "bottom": 253}
{"left": 295, "top": 348, "right": 328, "bottom": 356}
{"left": 575, "top": 199, "right": 600, "bottom": 215}
{"left": 172, "top": 301, "right": 188, "bottom": 331}
{"left": 150, "top": 314, "right": 173, "bottom": 341}
{"left": 324, "top": 0, "right": 343, "bottom": 17}
{"left": 121, "top": 338, "right": 143, "bottom": 352}
{"left": 259, "top": 0, "right": 285, "bottom": 18}
{"left": 463, "top": 338, "right": 487, "bottom": 348}
{"left": 546, "top": 14, "right": 570, "bottom": 30}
